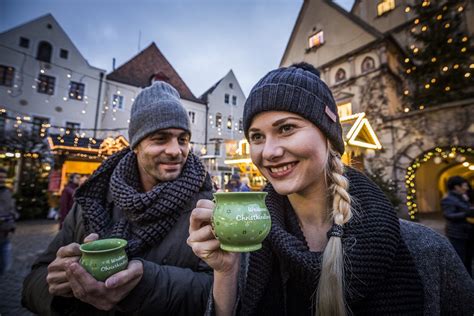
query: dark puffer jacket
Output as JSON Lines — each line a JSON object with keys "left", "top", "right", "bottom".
{"left": 22, "top": 188, "right": 212, "bottom": 316}
{"left": 441, "top": 191, "right": 473, "bottom": 240}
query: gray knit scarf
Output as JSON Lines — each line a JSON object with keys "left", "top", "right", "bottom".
{"left": 75, "top": 148, "right": 212, "bottom": 256}
{"left": 241, "top": 168, "right": 424, "bottom": 315}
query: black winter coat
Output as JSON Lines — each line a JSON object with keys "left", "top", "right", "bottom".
{"left": 441, "top": 191, "right": 473, "bottom": 240}
{"left": 22, "top": 188, "right": 213, "bottom": 316}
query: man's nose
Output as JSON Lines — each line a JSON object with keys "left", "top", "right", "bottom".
{"left": 165, "top": 138, "right": 182, "bottom": 156}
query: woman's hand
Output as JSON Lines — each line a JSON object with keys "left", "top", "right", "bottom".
{"left": 188, "top": 199, "right": 240, "bottom": 274}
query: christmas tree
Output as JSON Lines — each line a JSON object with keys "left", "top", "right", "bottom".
{"left": 403, "top": 0, "right": 474, "bottom": 110}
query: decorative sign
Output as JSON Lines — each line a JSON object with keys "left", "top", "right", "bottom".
{"left": 308, "top": 31, "right": 325, "bottom": 49}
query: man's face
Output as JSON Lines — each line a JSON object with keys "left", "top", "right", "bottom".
{"left": 134, "top": 128, "right": 190, "bottom": 189}
{"left": 454, "top": 182, "right": 469, "bottom": 195}
{"left": 72, "top": 174, "right": 81, "bottom": 185}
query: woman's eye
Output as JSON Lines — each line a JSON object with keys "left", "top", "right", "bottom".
{"left": 249, "top": 133, "right": 263, "bottom": 142}
{"left": 280, "top": 124, "right": 295, "bottom": 133}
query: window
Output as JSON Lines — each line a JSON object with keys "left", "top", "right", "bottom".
{"left": 19, "top": 37, "right": 30, "bottom": 48}
{"left": 229, "top": 83, "right": 233, "bottom": 89}
{"left": 214, "top": 142, "right": 221, "bottom": 156}
{"left": 308, "top": 30, "right": 324, "bottom": 49}
{"left": 377, "top": 0, "right": 395, "bottom": 16}
{"left": 232, "top": 96, "right": 237, "bottom": 105}
{"left": 335, "top": 68, "right": 346, "bottom": 83}
{"left": 32, "top": 116, "right": 50, "bottom": 137}
{"left": 36, "top": 41, "right": 52, "bottom": 63}
{"left": 0, "top": 111, "right": 6, "bottom": 139}
{"left": 60, "top": 49, "right": 69, "bottom": 59}
{"left": 215, "top": 113, "right": 222, "bottom": 128}
{"left": 0, "top": 65, "right": 15, "bottom": 87}
{"left": 238, "top": 118, "right": 243, "bottom": 132}
{"left": 337, "top": 102, "right": 352, "bottom": 118}
{"left": 224, "top": 94, "right": 229, "bottom": 104}
{"left": 188, "top": 111, "right": 196, "bottom": 124}
{"left": 361, "top": 57, "right": 376, "bottom": 73}
{"left": 227, "top": 116, "right": 232, "bottom": 130}
{"left": 69, "top": 81, "right": 85, "bottom": 100}
{"left": 66, "top": 122, "right": 80, "bottom": 133}
{"left": 37, "top": 74, "right": 55, "bottom": 95}
{"left": 112, "top": 94, "right": 124, "bottom": 110}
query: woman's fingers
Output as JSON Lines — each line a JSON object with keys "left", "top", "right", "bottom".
{"left": 188, "top": 238, "right": 221, "bottom": 260}
{"left": 188, "top": 224, "right": 214, "bottom": 243}
{"left": 196, "top": 199, "right": 215, "bottom": 209}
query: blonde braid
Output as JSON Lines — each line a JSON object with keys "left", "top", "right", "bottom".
{"left": 315, "top": 144, "right": 352, "bottom": 316}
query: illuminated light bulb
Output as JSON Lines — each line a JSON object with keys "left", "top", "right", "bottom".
{"left": 40, "top": 69, "right": 45, "bottom": 74}
{"left": 463, "top": 162, "right": 470, "bottom": 167}
{"left": 411, "top": 27, "right": 416, "bottom": 33}
{"left": 414, "top": 19, "right": 419, "bottom": 25}
{"left": 421, "top": 26, "right": 427, "bottom": 32}
{"left": 465, "top": 73, "right": 471, "bottom": 78}
{"left": 67, "top": 73, "right": 71, "bottom": 78}
{"left": 461, "top": 47, "right": 467, "bottom": 53}
{"left": 458, "top": 6, "right": 463, "bottom": 12}
{"left": 469, "top": 166, "right": 474, "bottom": 171}
{"left": 447, "top": 38, "right": 453, "bottom": 44}
{"left": 431, "top": 57, "right": 436, "bottom": 62}
{"left": 404, "top": 107, "right": 410, "bottom": 113}
{"left": 442, "top": 66, "right": 448, "bottom": 72}
{"left": 453, "top": 64, "right": 459, "bottom": 69}
{"left": 462, "top": 37, "right": 468, "bottom": 42}
{"left": 63, "top": 97, "right": 67, "bottom": 101}
{"left": 419, "top": 105, "right": 425, "bottom": 110}
{"left": 470, "top": 64, "right": 474, "bottom": 69}
{"left": 404, "top": 90, "right": 409, "bottom": 95}
{"left": 404, "top": 58, "right": 410, "bottom": 63}
{"left": 413, "top": 47, "right": 419, "bottom": 53}
{"left": 445, "top": 86, "right": 451, "bottom": 91}
{"left": 425, "top": 84, "right": 430, "bottom": 89}
{"left": 406, "top": 69, "right": 412, "bottom": 74}
{"left": 444, "top": 23, "right": 450, "bottom": 29}
{"left": 81, "top": 110, "right": 86, "bottom": 114}
{"left": 436, "top": 14, "right": 442, "bottom": 20}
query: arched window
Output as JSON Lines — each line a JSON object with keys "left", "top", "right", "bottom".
{"left": 361, "top": 56, "right": 375, "bottom": 73}
{"left": 215, "top": 113, "right": 222, "bottom": 128}
{"left": 335, "top": 68, "right": 346, "bottom": 83}
{"left": 37, "top": 41, "right": 52, "bottom": 63}
{"left": 227, "top": 116, "right": 232, "bottom": 129}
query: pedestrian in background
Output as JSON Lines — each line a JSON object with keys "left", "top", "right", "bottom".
{"left": 0, "top": 167, "right": 17, "bottom": 275}
{"left": 188, "top": 63, "right": 474, "bottom": 315}
{"left": 225, "top": 173, "right": 241, "bottom": 192}
{"left": 58, "top": 173, "right": 80, "bottom": 229}
{"left": 441, "top": 175, "right": 474, "bottom": 277}
{"left": 240, "top": 177, "right": 251, "bottom": 192}
{"left": 22, "top": 81, "right": 213, "bottom": 315}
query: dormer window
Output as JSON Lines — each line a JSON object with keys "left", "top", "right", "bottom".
{"left": 377, "top": 0, "right": 395, "bottom": 16}
{"left": 361, "top": 57, "right": 376, "bottom": 73}
{"left": 37, "top": 41, "right": 52, "bottom": 63}
{"left": 308, "top": 31, "right": 324, "bottom": 50}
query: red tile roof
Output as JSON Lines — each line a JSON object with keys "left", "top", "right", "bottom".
{"left": 107, "top": 43, "right": 204, "bottom": 104}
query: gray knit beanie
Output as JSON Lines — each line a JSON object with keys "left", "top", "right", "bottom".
{"left": 128, "top": 81, "right": 190, "bottom": 148}
{"left": 243, "top": 63, "right": 344, "bottom": 154}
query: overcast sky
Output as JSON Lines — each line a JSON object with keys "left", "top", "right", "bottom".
{"left": 1, "top": 0, "right": 354, "bottom": 97}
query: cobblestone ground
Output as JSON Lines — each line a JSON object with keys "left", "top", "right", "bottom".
{"left": 0, "top": 220, "right": 58, "bottom": 316}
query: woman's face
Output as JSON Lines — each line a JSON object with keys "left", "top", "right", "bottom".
{"left": 248, "top": 111, "right": 328, "bottom": 196}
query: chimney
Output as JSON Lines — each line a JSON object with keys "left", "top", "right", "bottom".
{"left": 112, "top": 58, "right": 116, "bottom": 71}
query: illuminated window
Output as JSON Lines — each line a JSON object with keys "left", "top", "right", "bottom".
{"left": 227, "top": 116, "right": 233, "bottom": 129}
{"left": 33, "top": 116, "right": 50, "bottom": 137}
{"left": 377, "top": 0, "right": 395, "bottom": 16}
{"left": 335, "top": 68, "right": 346, "bottom": 83}
{"left": 308, "top": 31, "right": 324, "bottom": 49}
{"left": 37, "top": 74, "right": 55, "bottom": 95}
{"left": 337, "top": 102, "right": 352, "bottom": 118}
{"left": 361, "top": 56, "right": 376, "bottom": 73}
{"left": 66, "top": 122, "right": 80, "bottom": 133}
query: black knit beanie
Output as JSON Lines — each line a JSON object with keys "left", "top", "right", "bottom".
{"left": 243, "top": 62, "right": 345, "bottom": 154}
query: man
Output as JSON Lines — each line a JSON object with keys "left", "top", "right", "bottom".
{"left": 58, "top": 173, "right": 80, "bottom": 229}
{"left": 22, "top": 82, "right": 214, "bottom": 315}
{"left": 441, "top": 175, "right": 474, "bottom": 277}
{"left": 0, "top": 167, "right": 16, "bottom": 275}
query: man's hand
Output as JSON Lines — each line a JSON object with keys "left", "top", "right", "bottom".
{"left": 46, "top": 233, "right": 98, "bottom": 297}
{"left": 65, "top": 260, "right": 143, "bottom": 311}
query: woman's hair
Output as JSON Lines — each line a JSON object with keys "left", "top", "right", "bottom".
{"left": 315, "top": 142, "right": 352, "bottom": 316}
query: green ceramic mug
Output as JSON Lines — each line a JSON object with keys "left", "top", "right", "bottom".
{"left": 79, "top": 238, "right": 128, "bottom": 281}
{"left": 212, "top": 192, "right": 271, "bottom": 252}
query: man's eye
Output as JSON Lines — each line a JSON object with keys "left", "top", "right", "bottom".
{"left": 179, "top": 137, "right": 189, "bottom": 144}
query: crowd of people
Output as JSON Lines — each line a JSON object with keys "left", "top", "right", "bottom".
{"left": 0, "top": 63, "right": 470, "bottom": 314}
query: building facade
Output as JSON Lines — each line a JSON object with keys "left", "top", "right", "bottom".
{"left": 280, "top": 0, "right": 474, "bottom": 218}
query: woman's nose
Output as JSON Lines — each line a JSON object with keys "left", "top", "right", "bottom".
{"left": 262, "top": 137, "right": 284, "bottom": 161}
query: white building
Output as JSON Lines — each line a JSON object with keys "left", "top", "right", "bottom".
{"left": 0, "top": 14, "right": 105, "bottom": 139}
{"left": 199, "top": 70, "right": 246, "bottom": 185}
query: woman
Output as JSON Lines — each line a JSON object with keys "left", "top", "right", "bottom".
{"left": 188, "top": 63, "right": 474, "bottom": 315}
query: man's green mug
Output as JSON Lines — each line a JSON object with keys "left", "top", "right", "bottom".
{"left": 212, "top": 192, "right": 271, "bottom": 252}
{"left": 79, "top": 238, "right": 128, "bottom": 281}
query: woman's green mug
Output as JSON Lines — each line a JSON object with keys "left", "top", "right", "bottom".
{"left": 79, "top": 238, "right": 128, "bottom": 281}
{"left": 212, "top": 192, "right": 271, "bottom": 252}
